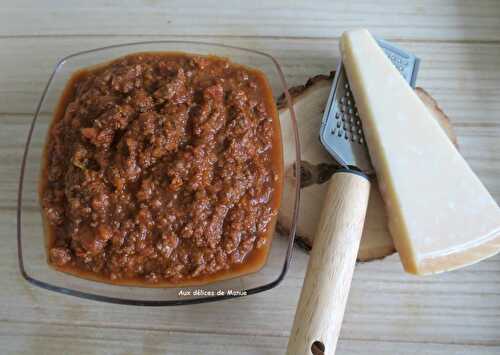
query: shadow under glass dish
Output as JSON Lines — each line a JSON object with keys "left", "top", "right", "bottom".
{"left": 17, "top": 41, "right": 301, "bottom": 306}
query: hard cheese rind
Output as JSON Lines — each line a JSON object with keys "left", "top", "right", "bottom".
{"left": 340, "top": 29, "right": 500, "bottom": 275}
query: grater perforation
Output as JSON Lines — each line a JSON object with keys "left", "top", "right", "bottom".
{"left": 320, "top": 38, "right": 420, "bottom": 173}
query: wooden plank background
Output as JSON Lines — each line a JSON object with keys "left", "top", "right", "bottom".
{"left": 1, "top": 1, "right": 499, "bottom": 354}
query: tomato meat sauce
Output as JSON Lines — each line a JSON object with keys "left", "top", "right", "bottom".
{"left": 40, "top": 52, "right": 283, "bottom": 286}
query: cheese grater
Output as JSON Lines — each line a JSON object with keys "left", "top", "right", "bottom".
{"left": 320, "top": 39, "right": 420, "bottom": 173}
{"left": 288, "top": 33, "right": 422, "bottom": 355}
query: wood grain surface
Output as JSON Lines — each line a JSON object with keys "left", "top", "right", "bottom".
{"left": 1, "top": 1, "right": 500, "bottom": 354}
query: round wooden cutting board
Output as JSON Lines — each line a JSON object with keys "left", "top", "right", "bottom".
{"left": 277, "top": 72, "right": 458, "bottom": 261}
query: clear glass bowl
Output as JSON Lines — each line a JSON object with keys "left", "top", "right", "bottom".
{"left": 17, "top": 41, "right": 300, "bottom": 305}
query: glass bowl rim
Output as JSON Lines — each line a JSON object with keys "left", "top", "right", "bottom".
{"left": 17, "top": 40, "right": 301, "bottom": 306}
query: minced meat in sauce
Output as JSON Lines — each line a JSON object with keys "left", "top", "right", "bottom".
{"left": 40, "top": 52, "right": 283, "bottom": 286}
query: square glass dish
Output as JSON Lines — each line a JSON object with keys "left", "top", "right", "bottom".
{"left": 17, "top": 41, "right": 300, "bottom": 305}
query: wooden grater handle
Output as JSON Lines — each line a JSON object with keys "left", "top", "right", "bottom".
{"left": 286, "top": 170, "right": 370, "bottom": 355}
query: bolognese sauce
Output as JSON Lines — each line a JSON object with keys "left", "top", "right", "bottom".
{"left": 40, "top": 52, "right": 283, "bottom": 286}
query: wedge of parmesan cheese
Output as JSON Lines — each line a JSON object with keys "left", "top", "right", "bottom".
{"left": 340, "top": 29, "right": 500, "bottom": 275}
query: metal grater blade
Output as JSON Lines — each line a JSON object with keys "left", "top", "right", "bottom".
{"left": 320, "top": 39, "right": 420, "bottom": 173}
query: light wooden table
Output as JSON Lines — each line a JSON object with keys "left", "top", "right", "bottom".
{"left": 1, "top": 1, "right": 500, "bottom": 354}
